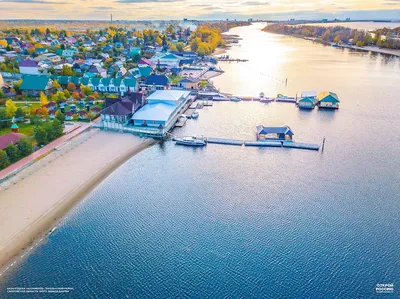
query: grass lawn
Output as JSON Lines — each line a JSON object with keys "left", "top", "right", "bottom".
{"left": 0, "top": 123, "right": 35, "bottom": 137}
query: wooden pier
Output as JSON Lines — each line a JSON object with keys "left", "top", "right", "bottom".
{"left": 244, "top": 141, "right": 319, "bottom": 151}
{"left": 207, "top": 138, "right": 243, "bottom": 146}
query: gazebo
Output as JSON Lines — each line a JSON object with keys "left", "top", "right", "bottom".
{"left": 11, "top": 123, "right": 19, "bottom": 133}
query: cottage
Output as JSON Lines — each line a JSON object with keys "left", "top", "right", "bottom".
{"left": 78, "top": 110, "right": 88, "bottom": 120}
{"left": 318, "top": 92, "right": 340, "bottom": 109}
{"left": 20, "top": 75, "right": 53, "bottom": 96}
{"left": 89, "top": 65, "right": 107, "bottom": 78}
{"left": 297, "top": 97, "right": 315, "bottom": 109}
{"left": 178, "top": 78, "right": 200, "bottom": 90}
{"left": 256, "top": 125, "right": 294, "bottom": 141}
{"left": 64, "top": 111, "right": 74, "bottom": 121}
{"left": 19, "top": 59, "right": 40, "bottom": 75}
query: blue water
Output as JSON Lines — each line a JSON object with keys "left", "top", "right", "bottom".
{"left": 1, "top": 24, "right": 400, "bottom": 298}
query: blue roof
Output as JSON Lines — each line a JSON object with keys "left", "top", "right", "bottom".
{"left": 256, "top": 125, "right": 294, "bottom": 136}
{"left": 145, "top": 74, "right": 169, "bottom": 86}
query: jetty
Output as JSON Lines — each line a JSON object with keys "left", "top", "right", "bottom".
{"left": 244, "top": 141, "right": 320, "bottom": 151}
{"left": 207, "top": 138, "right": 243, "bottom": 146}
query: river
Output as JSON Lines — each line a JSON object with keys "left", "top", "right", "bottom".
{"left": 1, "top": 23, "right": 400, "bottom": 298}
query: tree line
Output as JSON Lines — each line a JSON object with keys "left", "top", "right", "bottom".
{"left": 264, "top": 24, "right": 400, "bottom": 49}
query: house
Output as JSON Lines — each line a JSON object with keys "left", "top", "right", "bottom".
{"left": 129, "top": 47, "right": 141, "bottom": 57}
{"left": 64, "top": 111, "right": 74, "bottom": 121}
{"left": 132, "top": 90, "right": 190, "bottom": 130}
{"left": 144, "top": 74, "right": 169, "bottom": 91}
{"left": 318, "top": 92, "right": 340, "bottom": 109}
{"left": 301, "top": 91, "right": 317, "bottom": 103}
{"left": 19, "top": 59, "right": 40, "bottom": 75}
{"left": 89, "top": 65, "right": 107, "bottom": 78}
{"left": 151, "top": 53, "right": 181, "bottom": 68}
{"left": 138, "top": 58, "right": 156, "bottom": 68}
{"left": 0, "top": 133, "right": 25, "bottom": 150}
{"left": 45, "top": 101, "right": 57, "bottom": 111}
{"left": 178, "top": 78, "right": 200, "bottom": 90}
{"left": 101, "top": 92, "right": 144, "bottom": 124}
{"left": 297, "top": 97, "right": 315, "bottom": 109}
{"left": 171, "top": 51, "right": 198, "bottom": 59}
{"left": 20, "top": 75, "right": 53, "bottom": 96}
{"left": 78, "top": 110, "right": 88, "bottom": 120}
{"left": 48, "top": 110, "right": 57, "bottom": 119}
{"left": 256, "top": 125, "right": 294, "bottom": 141}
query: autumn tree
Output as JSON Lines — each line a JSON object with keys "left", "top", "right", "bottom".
{"left": 53, "top": 80, "right": 61, "bottom": 89}
{"left": 40, "top": 92, "right": 49, "bottom": 106}
{"left": 5, "top": 99, "right": 17, "bottom": 117}
{"left": 67, "top": 82, "right": 76, "bottom": 92}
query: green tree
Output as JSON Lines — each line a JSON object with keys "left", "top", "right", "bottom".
{"left": 15, "top": 107, "right": 25, "bottom": 119}
{"left": 61, "top": 65, "right": 75, "bottom": 76}
{"left": 18, "top": 138, "right": 33, "bottom": 157}
{"left": 5, "top": 144, "right": 20, "bottom": 163}
{"left": 175, "top": 42, "right": 185, "bottom": 52}
{"left": 55, "top": 110, "right": 65, "bottom": 123}
{"left": 49, "top": 119, "right": 64, "bottom": 140}
{"left": 34, "top": 125, "right": 48, "bottom": 146}
{"left": 0, "top": 110, "right": 11, "bottom": 129}
{"left": 0, "top": 150, "right": 10, "bottom": 170}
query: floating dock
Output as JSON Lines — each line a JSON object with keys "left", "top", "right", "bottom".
{"left": 207, "top": 138, "right": 244, "bottom": 146}
{"left": 175, "top": 118, "right": 187, "bottom": 127}
{"left": 244, "top": 141, "right": 319, "bottom": 151}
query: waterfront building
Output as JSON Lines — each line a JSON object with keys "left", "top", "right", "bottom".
{"left": 300, "top": 91, "right": 317, "bottom": 102}
{"left": 256, "top": 125, "right": 294, "bottom": 141}
{"left": 318, "top": 92, "right": 340, "bottom": 109}
{"left": 298, "top": 97, "right": 315, "bottom": 109}
{"left": 101, "top": 92, "right": 144, "bottom": 125}
{"left": 132, "top": 90, "right": 190, "bottom": 132}
{"left": 178, "top": 78, "right": 200, "bottom": 90}
{"left": 144, "top": 74, "right": 170, "bottom": 91}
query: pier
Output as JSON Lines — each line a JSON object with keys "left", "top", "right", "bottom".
{"left": 217, "top": 58, "right": 249, "bottom": 62}
{"left": 207, "top": 138, "right": 243, "bottom": 146}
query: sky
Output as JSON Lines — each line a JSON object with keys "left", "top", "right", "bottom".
{"left": 1, "top": 0, "right": 400, "bottom": 21}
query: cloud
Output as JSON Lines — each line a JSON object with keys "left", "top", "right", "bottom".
{"left": 242, "top": 1, "right": 270, "bottom": 6}
{"left": 0, "top": 0, "right": 69, "bottom": 3}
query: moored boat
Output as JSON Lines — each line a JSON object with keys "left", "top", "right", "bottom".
{"left": 230, "top": 97, "right": 242, "bottom": 102}
{"left": 276, "top": 94, "right": 296, "bottom": 103}
{"left": 191, "top": 111, "right": 199, "bottom": 119}
{"left": 174, "top": 136, "right": 207, "bottom": 146}
{"left": 259, "top": 92, "right": 273, "bottom": 103}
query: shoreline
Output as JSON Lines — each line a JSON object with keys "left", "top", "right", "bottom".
{"left": 0, "top": 130, "right": 155, "bottom": 277}
{"left": 264, "top": 30, "right": 400, "bottom": 57}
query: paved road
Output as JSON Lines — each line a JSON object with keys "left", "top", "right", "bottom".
{"left": 0, "top": 121, "right": 97, "bottom": 181}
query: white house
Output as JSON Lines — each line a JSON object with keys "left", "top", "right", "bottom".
{"left": 19, "top": 59, "right": 40, "bottom": 75}
{"left": 132, "top": 90, "right": 190, "bottom": 128}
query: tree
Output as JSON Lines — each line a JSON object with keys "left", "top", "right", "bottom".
{"left": 53, "top": 80, "right": 61, "bottom": 89}
{"left": 0, "top": 90, "right": 4, "bottom": 99}
{"left": 49, "top": 119, "right": 64, "bottom": 140}
{"left": 67, "top": 82, "right": 76, "bottom": 92}
{"left": 0, "top": 150, "right": 10, "bottom": 170}
{"left": 15, "top": 107, "right": 25, "bottom": 119}
{"left": 5, "top": 144, "right": 20, "bottom": 163}
{"left": 40, "top": 92, "right": 49, "bottom": 106}
{"left": 5, "top": 99, "right": 17, "bottom": 117}
{"left": 92, "top": 91, "right": 99, "bottom": 99}
{"left": 64, "top": 89, "right": 71, "bottom": 98}
{"left": 61, "top": 65, "right": 75, "bottom": 76}
{"left": 34, "top": 125, "right": 48, "bottom": 146}
{"left": 80, "top": 84, "right": 93, "bottom": 96}
{"left": 169, "top": 44, "right": 178, "bottom": 52}
{"left": 175, "top": 42, "right": 185, "bottom": 52}
{"left": 13, "top": 80, "right": 22, "bottom": 94}
{"left": 72, "top": 91, "right": 80, "bottom": 100}
{"left": 54, "top": 90, "right": 66, "bottom": 102}
{"left": 0, "top": 110, "right": 11, "bottom": 129}
{"left": 55, "top": 110, "right": 65, "bottom": 123}
{"left": 18, "top": 138, "right": 33, "bottom": 157}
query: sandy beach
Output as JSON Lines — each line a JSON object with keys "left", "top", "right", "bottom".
{"left": 0, "top": 130, "right": 154, "bottom": 274}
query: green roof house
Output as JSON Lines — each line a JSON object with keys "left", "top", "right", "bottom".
{"left": 298, "top": 97, "right": 315, "bottom": 109}
{"left": 318, "top": 92, "right": 340, "bottom": 109}
{"left": 20, "top": 75, "right": 53, "bottom": 95}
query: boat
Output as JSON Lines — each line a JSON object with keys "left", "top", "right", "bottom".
{"left": 174, "top": 136, "right": 207, "bottom": 146}
{"left": 230, "top": 97, "right": 242, "bottom": 102}
{"left": 276, "top": 94, "right": 296, "bottom": 103}
{"left": 259, "top": 92, "right": 273, "bottom": 103}
{"left": 213, "top": 95, "right": 230, "bottom": 101}
{"left": 191, "top": 111, "right": 199, "bottom": 119}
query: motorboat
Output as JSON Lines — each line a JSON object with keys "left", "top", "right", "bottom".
{"left": 191, "top": 111, "right": 199, "bottom": 119}
{"left": 174, "top": 136, "right": 207, "bottom": 146}
{"left": 259, "top": 92, "right": 273, "bottom": 103}
{"left": 276, "top": 94, "right": 296, "bottom": 103}
{"left": 230, "top": 97, "right": 242, "bottom": 102}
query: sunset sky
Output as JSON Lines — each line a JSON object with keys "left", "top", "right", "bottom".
{"left": 1, "top": 0, "right": 400, "bottom": 20}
